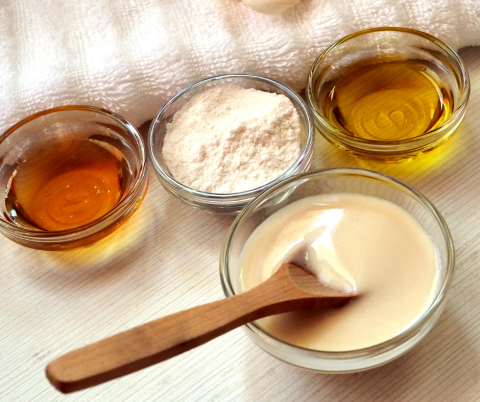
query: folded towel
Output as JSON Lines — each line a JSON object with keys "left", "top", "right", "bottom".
{"left": 1, "top": 0, "right": 479, "bottom": 133}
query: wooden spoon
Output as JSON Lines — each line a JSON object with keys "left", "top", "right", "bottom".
{"left": 46, "top": 262, "right": 356, "bottom": 393}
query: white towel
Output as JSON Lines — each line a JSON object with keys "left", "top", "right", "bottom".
{"left": 1, "top": 0, "right": 479, "bottom": 133}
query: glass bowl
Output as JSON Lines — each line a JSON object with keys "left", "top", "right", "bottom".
{"left": 148, "top": 74, "right": 314, "bottom": 215}
{"left": 307, "top": 27, "right": 470, "bottom": 162}
{"left": 220, "top": 168, "right": 454, "bottom": 372}
{"left": 0, "top": 106, "right": 148, "bottom": 250}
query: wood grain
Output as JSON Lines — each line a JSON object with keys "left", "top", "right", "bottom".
{"left": 1, "top": 47, "right": 480, "bottom": 401}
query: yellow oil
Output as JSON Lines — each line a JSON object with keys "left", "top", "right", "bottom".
{"left": 321, "top": 59, "right": 453, "bottom": 141}
{"left": 5, "top": 139, "right": 129, "bottom": 231}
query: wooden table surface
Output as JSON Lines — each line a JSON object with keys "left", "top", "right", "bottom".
{"left": 2, "top": 47, "right": 480, "bottom": 402}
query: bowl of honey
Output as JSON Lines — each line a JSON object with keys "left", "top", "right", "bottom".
{"left": 0, "top": 106, "right": 148, "bottom": 250}
{"left": 307, "top": 27, "right": 470, "bottom": 162}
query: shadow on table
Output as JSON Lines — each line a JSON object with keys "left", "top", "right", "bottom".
{"left": 240, "top": 306, "right": 478, "bottom": 401}
{"left": 8, "top": 177, "right": 161, "bottom": 296}
{"left": 18, "top": 170, "right": 234, "bottom": 298}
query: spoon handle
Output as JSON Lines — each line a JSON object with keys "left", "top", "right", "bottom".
{"left": 46, "top": 278, "right": 311, "bottom": 394}
{"left": 46, "top": 262, "right": 353, "bottom": 394}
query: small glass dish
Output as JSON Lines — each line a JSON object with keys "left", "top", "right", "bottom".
{"left": 307, "top": 27, "right": 470, "bottom": 162}
{"left": 0, "top": 106, "right": 148, "bottom": 250}
{"left": 148, "top": 74, "right": 314, "bottom": 215}
{"left": 220, "top": 168, "right": 454, "bottom": 372}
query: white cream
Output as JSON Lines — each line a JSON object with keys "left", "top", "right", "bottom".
{"left": 240, "top": 193, "right": 439, "bottom": 351}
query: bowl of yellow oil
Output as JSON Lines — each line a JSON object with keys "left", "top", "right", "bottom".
{"left": 0, "top": 106, "right": 148, "bottom": 250}
{"left": 307, "top": 27, "right": 470, "bottom": 162}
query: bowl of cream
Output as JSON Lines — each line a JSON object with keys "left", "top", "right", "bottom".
{"left": 148, "top": 74, "right": 314, "bottom": 214}
{"left": 220, "top": 168, "right": 454, "bottom": 372}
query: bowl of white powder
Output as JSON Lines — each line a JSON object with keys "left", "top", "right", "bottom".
{"left": 148, "top": 74, "right": 314, "bottom": 214}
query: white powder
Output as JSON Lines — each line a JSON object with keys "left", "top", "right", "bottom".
{"left": 162, "top": 85, "right": 302, "bottom": 194}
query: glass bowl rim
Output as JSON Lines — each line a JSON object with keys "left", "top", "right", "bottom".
{"left": 306, "top": 27, "right": 471, "bottom": 147}
{"left": 0, "top": 105, "right": 148, "bottom": 238}
{"left": 147, "top": 73, "right": 315, "bottom": 201}
{"left": 220, "top": 167, "right": 455, "bottom": 359}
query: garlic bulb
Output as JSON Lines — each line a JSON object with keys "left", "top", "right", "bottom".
{"left": 242, "top": 0, "right": 301, "bottom": 15}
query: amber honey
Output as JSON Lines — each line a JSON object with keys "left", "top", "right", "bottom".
{"left": 5, "top": 139, "right": 129, "bottom": 231}
{"left": 321, "top": 59, "right": 453, "bottom": 142}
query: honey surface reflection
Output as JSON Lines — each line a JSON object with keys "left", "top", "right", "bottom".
{"left": 6, "top": 139, "right": 126, "bottom": 231}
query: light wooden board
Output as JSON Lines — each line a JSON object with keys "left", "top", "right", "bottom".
{"left": 1, "top": 47, "right": 480, "bottom": 401}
